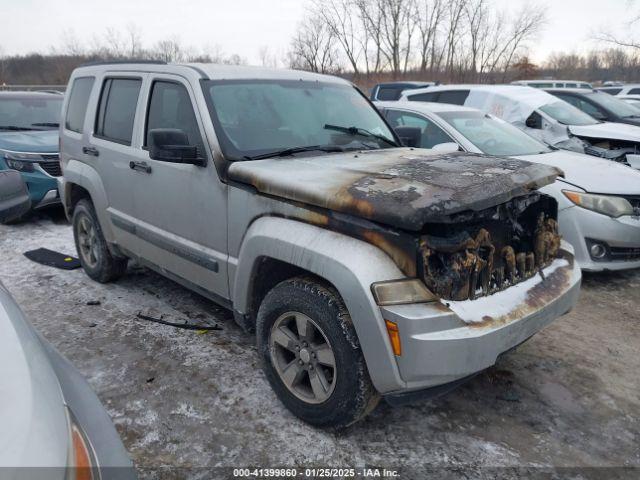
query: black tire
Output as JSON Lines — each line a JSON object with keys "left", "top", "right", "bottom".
{"left": 257, "top": 276, "right": 379, "bottom": 429}
{"left": 72, "top": 198, "right": 127, "bottom": 283}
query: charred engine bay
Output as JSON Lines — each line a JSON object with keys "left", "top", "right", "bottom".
{"left": 583, "top": 138, "right": 640, "bottom": 163}
{"left": 419, "top": 193, "right": 561, "bottom": 301}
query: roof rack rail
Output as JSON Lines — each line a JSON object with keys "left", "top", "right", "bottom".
{"left": 79, "top": 60, "right": 167, "bottom": 67}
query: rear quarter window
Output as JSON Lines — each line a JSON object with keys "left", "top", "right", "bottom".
{"left": 95, "top": 78, "right": 142, "bottom": 145}
{"left": 65, "top": 77, "right": 95, "bottom": 133}
{"left": 407, "top": 92, "right": 439, "bottom": 102}
{"left": 377, "top": 87, "right": 402, "bottom": 101}
{"left": 437, "top": 90, "right": 470, "bottom": 105}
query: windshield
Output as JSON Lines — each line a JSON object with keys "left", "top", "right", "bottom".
{"left": 202, "top": 80, "right": 396, "bottom": 160}
{"left": 587, "top": 91, "right": 640, "bottom": 118}
{"left": 539, "top": 101, "right": 599, "bottom": 126}
{"left": 438, "top": 111, "right": 551, "bottom": 156}
{"left": 0, "top": 96, "right": 63, "bottom": 130}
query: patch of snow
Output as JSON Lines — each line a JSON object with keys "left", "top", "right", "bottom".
{"left": 443, "top": 258, "right": 570, "bottom": 324}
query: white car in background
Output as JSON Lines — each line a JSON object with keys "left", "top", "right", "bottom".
{"left": 512, "top": 79, "right": 592, "bottom": 89}
{"left": 399, "top": 85, "right": 640, "bottom": 168}
{"left": 597, "top": 84, "right": 640, "bottom": 99}
{"left": 0, "top": 171, "right": 135, "bottom": 478}
{"left": 376, "top": 100, "right": 640, "bottom": 271}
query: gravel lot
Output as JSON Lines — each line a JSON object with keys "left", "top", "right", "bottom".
{"left": 1, "top": 209, "right": 639, "bottom": 479}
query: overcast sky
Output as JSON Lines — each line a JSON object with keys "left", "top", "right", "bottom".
{"left": 0, "top": 0, "right": 633, "bottom": 64}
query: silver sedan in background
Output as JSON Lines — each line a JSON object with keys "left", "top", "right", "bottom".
{"left": 0, "top": 171, "right": 135, "bottom": 479}
{"left": 376, "top": 101, "right": 640, "bottom": 271}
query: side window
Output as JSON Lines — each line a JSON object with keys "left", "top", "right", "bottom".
{"left": 385, "top": 110, "right": 454, "bottom": 148}
{"left": 578, "top": 100, "right": 605, "bottom": 119}
{"left": 95, "top": 78, "right": 142, "bottom": 145}
{"left": 629, "top": 88, "right": 640, "bottom": 95}
{"left": 601, "top": 88, "right": 622, "bottom": 95}
{"left": 556, "top": 94, "right": 580, "bottom": 108}
{"left": 65, "top": 77, "right": 95, "bottom": 133}
{"left": 437, "top": 90, "right": 469, "bottom": 105}
{"left": 407, "top": 92, "right": 439, "bottom": 102}
{"left": 145, "top": 81, "right": 205, "bottom": 157}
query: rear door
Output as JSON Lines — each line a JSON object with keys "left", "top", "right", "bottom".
{"left": 87, "top": 73, "right": 147, "bottom": 251}
{"left": 129, "top": 74, "right": 229, "bottom": 300}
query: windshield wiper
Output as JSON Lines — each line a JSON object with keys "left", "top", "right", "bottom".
{"left": 324, "top": 124, "right": 398, "bottom": 147}
{"left": 0, "top": 125, "right": 38, "bottom": 131}
{"left": 31, "top": 122, "right": 59, "bottom": 127}
{"left": 244, "top": 145, "right": 345, "bottom": 160}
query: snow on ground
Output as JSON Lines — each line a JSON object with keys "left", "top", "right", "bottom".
{"left": 1, "top": 210, "right": 639, "bottom": 478}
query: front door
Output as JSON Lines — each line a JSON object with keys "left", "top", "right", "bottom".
{"left": 128, "top": 75, "right": 229, "bottom": 300}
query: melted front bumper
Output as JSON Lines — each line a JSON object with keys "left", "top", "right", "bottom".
{"left": 380, "top": 241, "right": 581, "bottom": 392}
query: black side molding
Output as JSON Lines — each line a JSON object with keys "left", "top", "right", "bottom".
{"left": 110, "top": 215, "right": 219, "bottom": 272}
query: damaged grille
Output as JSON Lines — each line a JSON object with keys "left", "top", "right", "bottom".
{"left": 418, "top": 193, "right": 561, "bottom": 301}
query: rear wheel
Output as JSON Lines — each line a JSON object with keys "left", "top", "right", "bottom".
{"left": 72, "top": 199, "right": 127, "bottom": 282}
{"left": 257, "top": 276, "right": 379, "bottom": 428}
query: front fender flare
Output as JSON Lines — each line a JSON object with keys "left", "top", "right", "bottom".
{"left": 232, "top": 217, "right": 408, "bottom": 393}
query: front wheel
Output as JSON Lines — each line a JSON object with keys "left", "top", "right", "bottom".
{"left": 256, "top": 276, "right": 379, "bottom": 428}
{"left": 72, "top": 199, "right": 127, "bottom": 283}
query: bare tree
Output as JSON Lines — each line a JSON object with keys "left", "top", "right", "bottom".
{"left": 259, "top": 46, "right": 279, "bottom": 68}
{"left": 125, "top": 23, "right": 143, "bottom": 58}
{"left": 152, "top": 37, "right": 185, "bottom": 62}
{"left": 288, "top": 15, "right": 341, "bottom": 73}
{"left": 415, "top": 0, "right": 445, "bottom": 73}
{"left": 313, "top": 0, "right": 364, "bottom": 75}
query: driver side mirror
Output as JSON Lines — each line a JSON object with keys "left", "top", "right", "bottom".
{"left": 525, "top": 112, "right": 543, "bottom": 129}
{"left": 148, "top": 129, "right": 204, "bottom": 166}
{"left": 393, "top": 126, "right": 422, "bottom": 147}
{"left": 0, "top": 170, "right": 31, "bottom": 224}
{"left": 431, "top": 142, "right": 461, "bottom": 154}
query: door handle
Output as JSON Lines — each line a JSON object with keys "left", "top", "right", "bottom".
{"left": 129, "top": 160, "right": 152, "bottom": 174}
{"left": 82, "top": 146, "right": 100, "bottom": 157}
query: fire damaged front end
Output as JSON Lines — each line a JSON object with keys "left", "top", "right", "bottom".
{"left": 419, "top": 192, "right": 561, "bottom": 302}
{"left": 229, "top": 149, "right": 581, "bottom": 396}
{"left": 381, "top": 189, "right": 580, "bottom": 401}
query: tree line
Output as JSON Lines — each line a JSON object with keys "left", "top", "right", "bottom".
{"left": 0, "top": 24, "right": 247, "bottom": 86}
{"left": 1, "top": 1, "right": 640, "bottom": 88}
{"left": 287, "top": 0, "right": 546, "bottom": 82}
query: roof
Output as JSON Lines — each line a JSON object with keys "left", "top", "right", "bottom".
{"left": 375, "top": 81, "right": 434, "bottom": 87}
{"left": 402, "top": 84, "right": 558, "bottom": 110}
{"left": 0, "top": 91, "right": 63, "bottom": 99}
{"left": 514, "top": 79, "right": 590, "bottom": 84}
{"left": 72, "top": 62, "right": 351, "bottom": 86}
{"left": 545, "top": 88, "right": 598, "bottom": 94}
{"left": 375, "top": 100, "right": 478, "bottom": 114}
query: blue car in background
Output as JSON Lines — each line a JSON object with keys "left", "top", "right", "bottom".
{"left": 0, "top": 91, "right": 63, "bottom": 215}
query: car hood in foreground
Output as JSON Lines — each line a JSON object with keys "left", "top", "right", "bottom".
{"left": 0, "top": 283, "right": 68, "bottom": 469}
{"left": 229, "top": 148, "right": 560, "bottom": 231}
{"left": 569, "top": 122, "right": 640, "bottom": 143}
{"left": 513, "top": 150, "right": 640, "bottom": 195}
{"left": 0, "top": 129, "right": 59, "bottom": 153}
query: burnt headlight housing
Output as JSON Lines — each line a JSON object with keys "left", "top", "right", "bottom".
{"left": 371, "top": 279, "right": 437, "bottom": 306}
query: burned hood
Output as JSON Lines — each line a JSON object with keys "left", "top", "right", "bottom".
{"left": 229, "top": 148, "right": 560, "bottom": 231}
